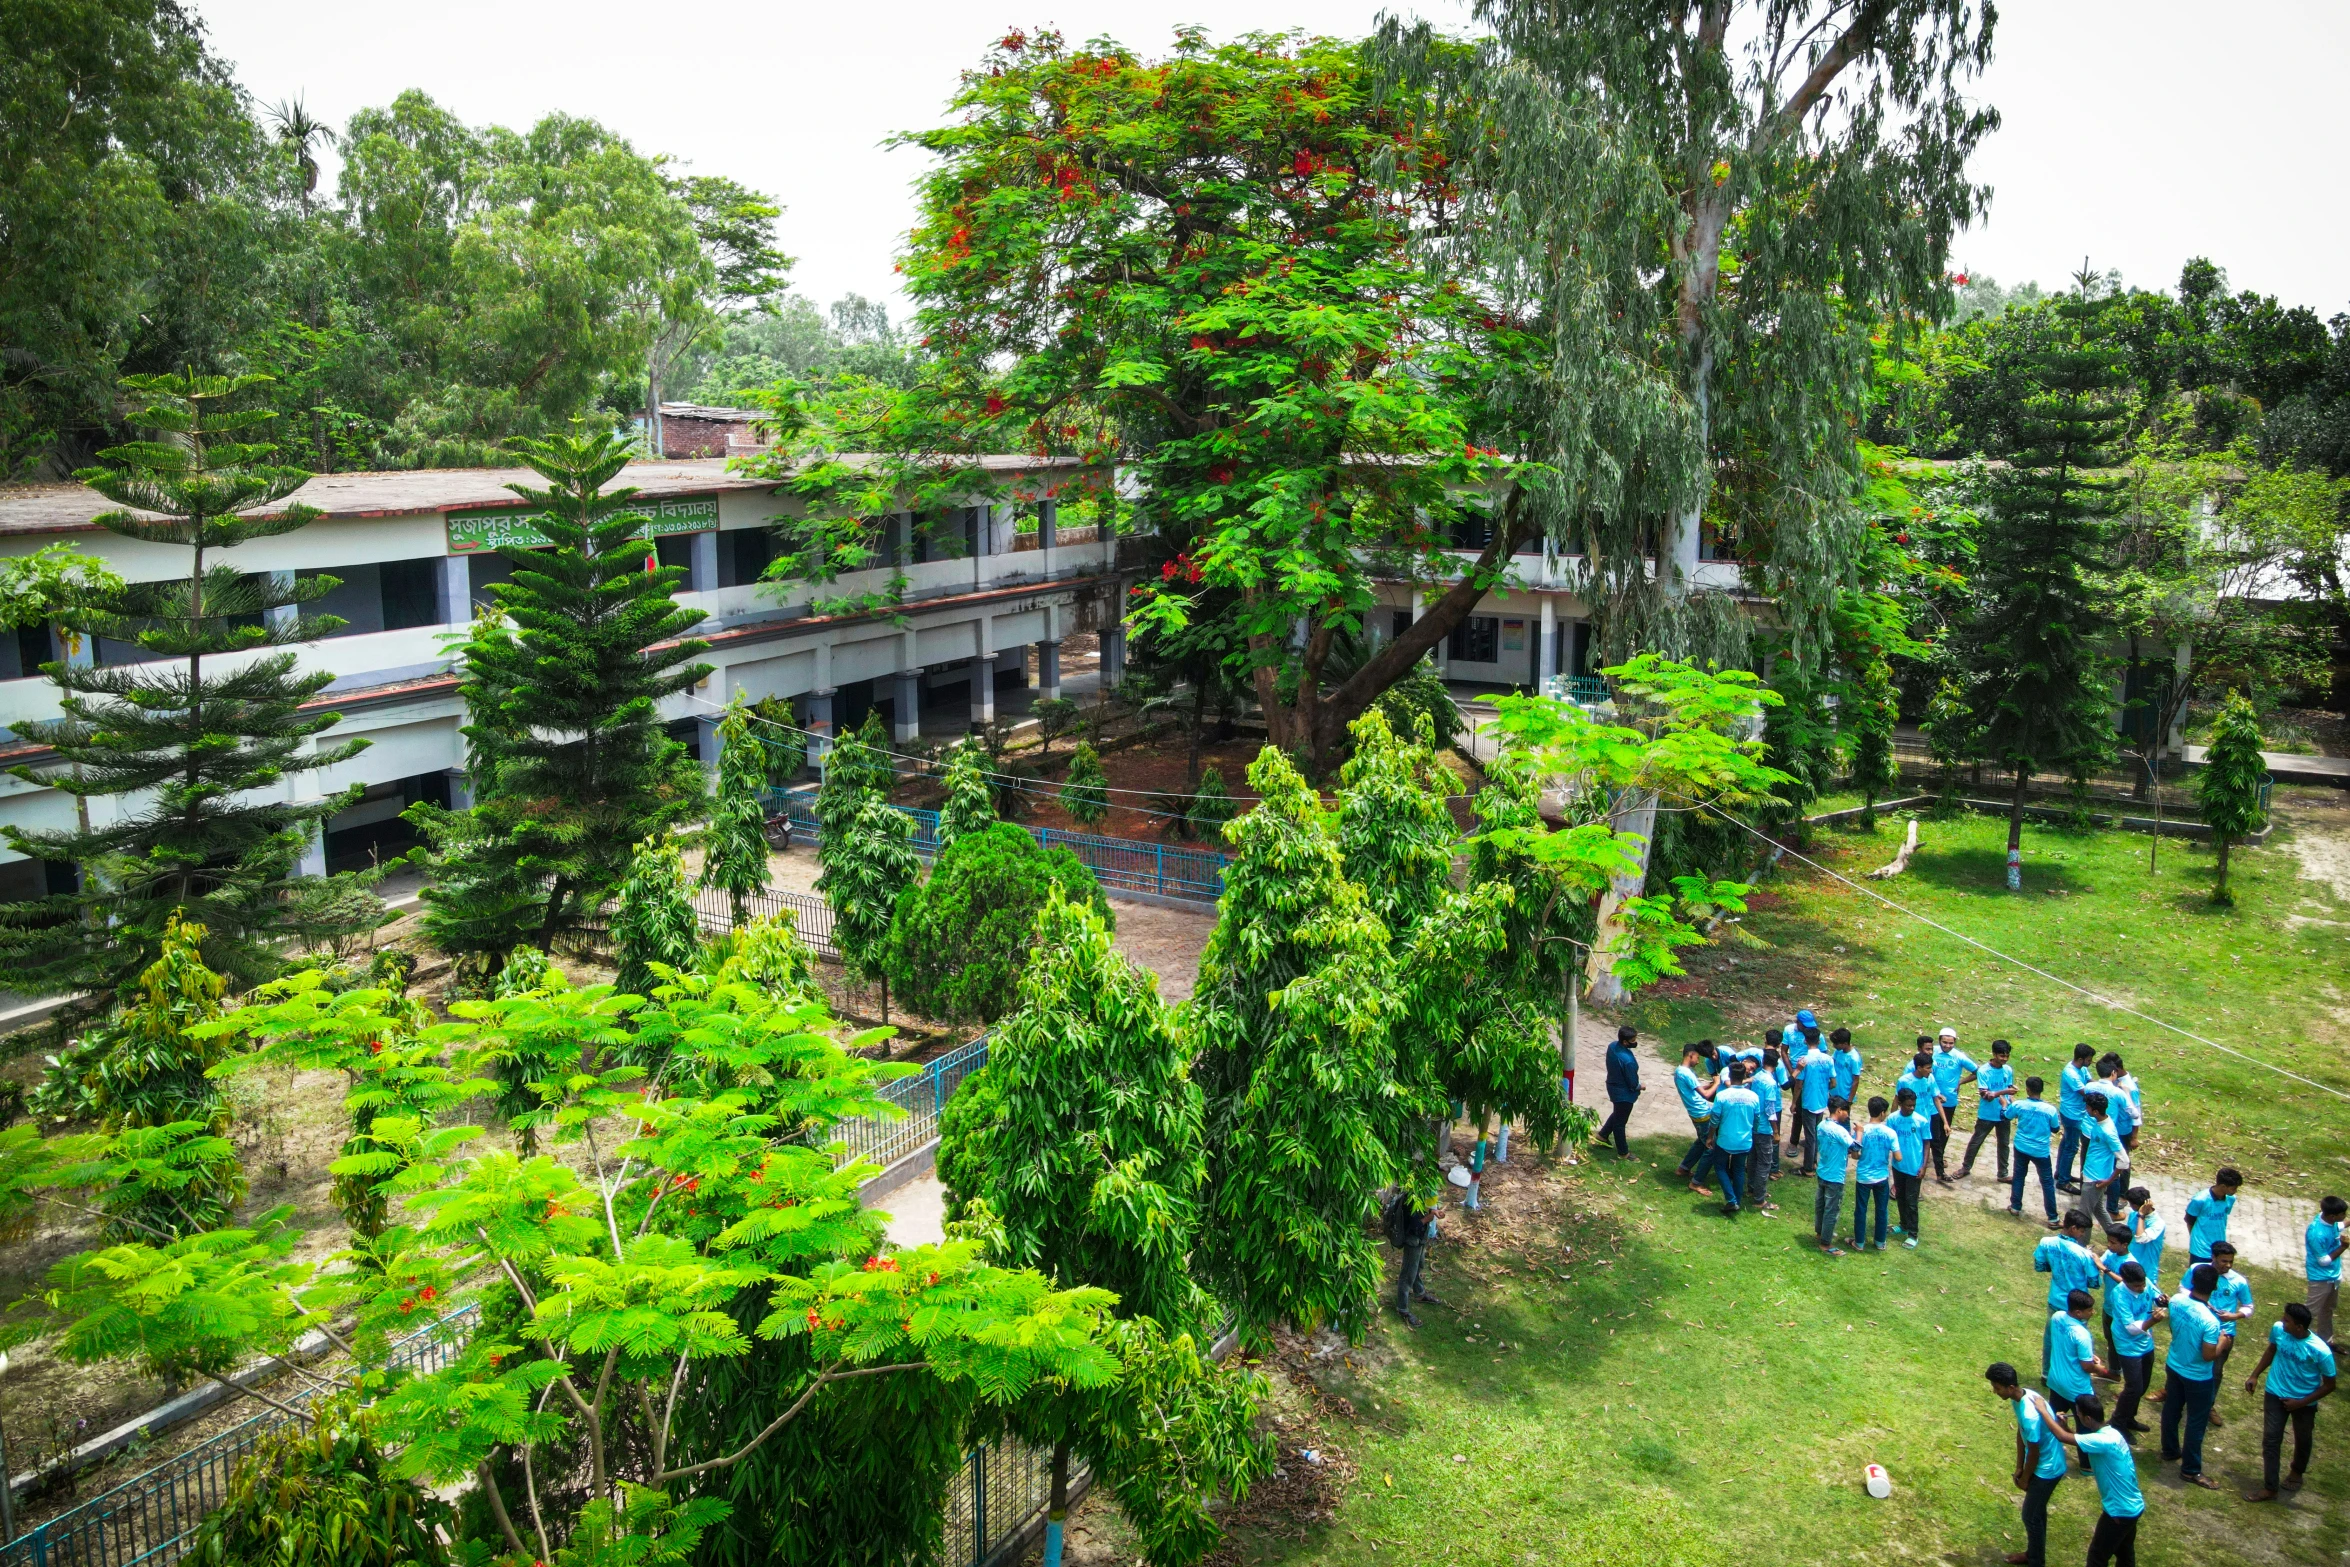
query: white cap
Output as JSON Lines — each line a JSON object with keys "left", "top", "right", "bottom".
{"left": 1938, "top": 1027, "right": 1957, "bottom": 1041}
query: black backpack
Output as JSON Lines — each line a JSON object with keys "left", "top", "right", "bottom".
{"left": 1384, "top": 1191, "right": 1424, "bottom": 1247}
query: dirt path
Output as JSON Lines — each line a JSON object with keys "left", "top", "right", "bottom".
{"left": 2275, "top": 786, "right": 2350, "bottom": 906}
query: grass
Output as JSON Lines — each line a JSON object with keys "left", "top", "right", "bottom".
{"left": 1622, "top": 796, "right": 2350, "bottom": 1197}
{"left": 1222, "top": 1139, "right": 2348, "bottom": 1567}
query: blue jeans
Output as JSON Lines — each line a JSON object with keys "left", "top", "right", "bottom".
{"left": 1714, "top": 1144, "right": 1748, "bottom": 1209}
{"left": 1852, "top": 1180, "right": 1890, "bottom": 1245}
{"left": 2056, "top": 1117, "right": 2084, "bottom": 1186}
{"left": 2011, "top": 1153, "right": 2057, "bottom": 1221}
{"left": 1679, "top": 1118, "right": 1713, "bottom": 1178}
{"left": 2160, "top": 1372, "right": 2218, "bottom": 1477}
{"left": 1814, "top": 1179, "right": 1845, "bottom": 1246}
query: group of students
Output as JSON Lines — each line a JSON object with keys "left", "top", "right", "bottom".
{"left": 1992, "top": 1170, "right": 2348, "bottom": 1565}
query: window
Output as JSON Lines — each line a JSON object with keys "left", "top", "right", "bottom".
{"left": 1449, "top": 615, "right": 1499, "bottom": 663}
{"left": 380, "top": 558, "right": 439, "bottom": 630}
{"left": 1391, "top": 610, "right": 1413, "bottom": 644}
{"left": 1698, "top": 517, "right": 1740, "bottom": 561}
{"left": 722, "top": 529, "right": 775, "bottom": 587}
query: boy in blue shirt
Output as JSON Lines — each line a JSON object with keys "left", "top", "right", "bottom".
{"left": 2078, "top": 1094, "right": 2124, "bottom": 1225}
{"left": 2159, "top": 1262, "right": 2229, "bottom": 1487}
{"left": 1747, "top": 1044, "right": 1785, "bottom": 1204}
{"left": 2056, "top": 1042, "right": 2098, "bottom": 1193}
{"left": 2047, "top": 1397, "right": 2145, "bottom": 1567}
{"left": 2008, "top": 1076, "right": 2063, "bottom": 1225}
{"left": 2206, "top": 1242, "right": 2255, "bottom": 1418}
{"left": 1671, "top": 1043, "right": 1719, "bottom": 1193}
{"left": 1983, "top": 1363, "right": 2068, "bottom": 1567}
{"left": 1958, "top": 1038, "right": 2017, "bottom": 1182}
{"left": 1929, "top": 1027, "right": 1976, "bottom": 1183}
{"left": 2127, "top": 1188, "right": 2165, "bottom": 1291}
{"left": 1830, "top": 1026, "right": 1863, "bottom": 1105}
{"left": 1791, "top": 1036, "right": 1836, "bottom": 1174}
{"left": 2106, "top": 1259, "right": 2164, "bottom": 1435}
{"left": 2096, "top": 1054, "right": 2139, "bottom": 1219}
{"left": 2245, "top": 1300, "right": 2339, "bottom": 1501}
{"left": 1887, "top": 1086, "right": 1932, "bottom": 1248}
{"left": 2036, "top": 1212, "right": 2119, "bottom": 1375}
{"left": 2184, "top": 1168, "right": 2243, "bottom": 1268}
{"left": 2047, "top": 1288, "right": 2109, "bottom": 1420}
{"left": 2308, "top": 1195, "right": 2347, "bottom": 1347}
{"left": 1852, "top": 1095, "right": 1896, "bottom": 1251}
{"left": 1709, "top": 1061, "right": 1761, "bottom": 1217}
{"left": 1813, "top": 1097, "right": 1855, "bottom": 1256}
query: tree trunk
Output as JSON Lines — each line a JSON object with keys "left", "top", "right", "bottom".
{"left": 2006, "top": 766, "right": 2029, "bottom": 891}
{"left": 1587, "top": 789, "right": 1659, "bottom": 1003}
{"left": 1187, "top": 675, "right": 1209, "bottom": 784}
{"left": 2213, "top": 835, "right": 2232, "bottom": 905}
{"left": 1860, "top": 787, "right": 1876, "bottom": 832}
{"left": 1044, "top": 1442, "right": 1071, "bottom": 1567}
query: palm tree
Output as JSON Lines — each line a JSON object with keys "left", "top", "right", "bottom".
{"left": 267, "top": 97, "right": 328, "bottom": 213}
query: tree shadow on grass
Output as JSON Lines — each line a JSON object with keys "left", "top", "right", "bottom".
{"left": 1898, "top": 843, "right": 2097, "bottom": 899}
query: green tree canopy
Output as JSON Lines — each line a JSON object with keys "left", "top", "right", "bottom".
{"left": 886, "top": 823, "right": 1110, "bottom": 1027}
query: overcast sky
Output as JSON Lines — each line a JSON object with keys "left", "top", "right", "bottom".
{"left": 192, "top": 0, "right": 2346, "bottom": 320}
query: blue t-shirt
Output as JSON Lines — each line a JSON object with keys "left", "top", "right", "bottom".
{"left": 2106, "top": 1282, "right": 2161, "bottom": 1358}
{"left": 2059, "top": 1063, "right": 2094, "bottom": 1122}
{"left": 1832, "top": 1048, "right": 1863, "bottom": 1101}
{"left": 2074, "top": 1425, "right": 2144, "bottom": 1519}
{"left": 1854, "top": 1122, "right": 1898, "bottom": 1185}
{"left": 2016, "top": 1393, "right": 2069, "bottom": 1481}
{"left": 2099, "top": 1082, "right": 2137, "bottom": 1137}
{"left": 2306, "top": 1218, "right": 2344, "bottom": 1283}
{"left": 2036, "top": 1235, "right": 2106, "bottom": 1309}
{"left": 1799, "top": 1050, "right": 1836, "bottom": 1113}
{"left": 2165, "top": 1294, "right": 2223, "bottom": 1380}
{"left": 2082, "top": 1119, "right": 2123, "bottom": 1181}
{"left": 1975, "top": 1061, "right": 2015, "bottom": 1121}
{"left": 2210, "top": 1271, "right": 2253, "bottom": 1322}
{"left": 1814, "top": 1118, "right": 1856, "bottom": 1182}
{"left": 2097, "top": 1247, "right": 2132, "bottom": 1292}
{"left": 2047, "top": 1312, "right": 2099, "bottom": 1401}
{"left": 1887, "top": 1110, "right": 1931, "bottom": 1176}
{"left": 2185, "top": 1191, "right": 2235, "bottom": 1260}
{"left": 1674, "top": 1064, "right": 1713, "bottom": 1121}
{"left": 1752, "top": 1068, "right": 1783, "bottom": 1121}
{"left": 2011, "top": 1099, "right": 2061, "bottom": 1158}
{"left": 1712, "top": 1085, "right": 1761, "bottom": 1152}
{"left": 1931, "top": 1048, "right": 1977, "bottom": 1109}
{"left": 2265, "top": 1322, "right": 2340, "bottom": 1400}
{"left": 2129, "top": 1212, "right": 2166, "bottom": 1285}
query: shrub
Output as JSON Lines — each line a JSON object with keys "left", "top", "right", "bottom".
{"left": 885, "top": 823, "right": 1111, "bottom": 1025}
{"left": 186, "top": 1401, "right": 453, "bottom": 1567}
{"left": 1062, "top": 742, "right": 1111, "bottom": 828}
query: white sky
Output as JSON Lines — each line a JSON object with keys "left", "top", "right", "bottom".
{"left": 191, "top": 0, "right": 2346, "bottom": 319}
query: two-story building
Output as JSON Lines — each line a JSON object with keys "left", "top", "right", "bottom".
{"left": 0, "top": 457, "right": 1127, "bottom": 905}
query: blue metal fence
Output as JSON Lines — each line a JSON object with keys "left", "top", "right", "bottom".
{"left": 806, "top": 1034, "right": 989, "bottom": 1174}
{"left": 2, "top": 1306, "right": 478, "bottom": 1567}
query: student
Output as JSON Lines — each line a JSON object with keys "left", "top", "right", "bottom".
{"left": 1671, "top": 1043, "right": 1719, "bottom": 1192}
{"left": 1899, "top": 1050, "right": 1939, "bottom": 1123}
{"left": 1959, "top": 1039, "right": 2018, "bottom": 1182}
{"left": 2048, "top": 1288, "right": 2111, "bottom": 1420}
{"left": 1984, "top": 1363, "right": 2069, "bottom": 1567}
{"left": 2036, "top": 1212, "right": 2119, "bottom": 1373}
{"left": 2304, "top": 1196, "right": 2346, "bottom": 1346}
{"left": 1830, "top": 1026, "right": 1864, "bottom": 1106}
{"left": 1852, "top": 1095, "right": 1896, "bottom": 1251}
{"left": 1384, "top": 1187, "right": 1442, "bottom": 1327}
{"left": 2046, "top": 1396, "right": 2146, "bottom": 1567}
{"left": 1814, "top": 1096, "right": 1857, "bottom": 1256}
{"left": 2206, "top": 1242, "right": 2255, "bottom": 1421}
{"left": 2105, "top": 1260, "right": 2165, "bottom": 1436}
{"left": 2244, "top": 1301, "right": 2339, "bottom": 1503}
{"left": 1748, "top": 1043, "right": 1785, "bottom": 1204}
{"left": 2056, "top": 1042, "right": 2099, "bottom": 1193}
{"left": 2096, "top": 1225, "right": 2134, "bottom": 1349}
{"left": 2096, "top": 1056, "right": 2139, "bottom": 1219}
{"left": 2127, "top": 1189, "right": 2166, "bottom": 1292}
{"left": 1929, "top": 1026, "right": 1978, "bottom": 1184}
{"left": 1791, "top": 1034, "right": 1837, "bottom": 1172}
{"left": 1601, "top": 1025, "right": 1643, "bottom": 1160}
{"left": 2008, "top": 1078, "right": 2064, "bottom": 1225}
{"left": 1710, "top": 1061, "right": 1761, "bottom": 1217}
{"left": 2159, "top": 1262, "right": 2229, "bottom": 1489}
{"left": 2185, "top": 1169, "right": 2244, "bottom": 1269}
{"left": 1887, "top": 1087, "right": 1932, "bottom": 1248}
{"left": 2078, "top": 1093, "right": 2124, "bottom": 1224}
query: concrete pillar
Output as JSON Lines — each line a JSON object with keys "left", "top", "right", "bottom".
{"left": 1538, "top": 598, "right": 1558, "bottom": 689}
{"left": 893, "top": 667, "right": 924, "bottom": 743}
{"left": 970, "top": 616, "right": 996, "bottom": 728}
{"left": 689, "top": 530, "right": 719, "bottom": 593}
{"left": 436, "top": 554, "right": 471, "bottom": 625}
{"left": 1037, "top": 640, "right": 1061, "bottom": 703}
{"left": 806, "top": 689, "right": 836, "bottom": 769}
{"left": 446, "top": 768, "right": 475, "bottom": 811}
{"left": 1100, "top": 622, "right": 1126, "bottom": 691}
{"left": 2168, "top": 640, "right": 2192, "bottom": 759}
{"left": 265, "top": 570, "right": 298, "bottom": 635}
{"left": 895, "top": 511, "right": 914, "bottom": 569}
{"left": 1038, "top": 498, "right": 1058, "bottom": 580}
{"left": 973, "top": 504, "right": 992, "bottom": 592}
{"left": 696, "top": 715, "right": 722, "bottom": 777}
{"left": 298, "top": 820, "right": 328, "bottom": 878}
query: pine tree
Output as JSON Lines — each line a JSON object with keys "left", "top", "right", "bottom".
{"left": 0, "top": 373, "right": 374, "bottom": 1011}
{"left": 1336, "top": 709, "right": 1454, "bottom": 939}
{"left": 612, "top": 836, "right": 703, "bottom": 996}
{"left": 1957, "top": 276, "right": 2128, "bottom": 890}
{"left": 820, "top": 791, "right": 919, "bottom": 1021}
{"left": 1188, "top": 746, "right": 1413, "bottom": 1343}
{"left": 701, "top": 699, "right": 772, "bottom": 923}
{"left": 1847, "top": 655, "right": 1901, "bottom": 830}
{"left": 935, "top": 738, "right": 997, "bottom": 855}
{"left": 88, "top": 913, "right": 245, "bottom": 1239}
{"left": 1061, "top": 743, "right": 1111, "bottom": 829}
{"left": 411, "top": 428, "right": 711, "bottom": 957}
{"left": 2197, "top": 691, "right": 2269, "bottom": 905}
{"left": 936, "top": 885, "right": 1205, "bottom": 1326}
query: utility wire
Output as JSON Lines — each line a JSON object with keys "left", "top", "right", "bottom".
{"left": 1688, "top": 796, "right": 2350, "bottom": 1104}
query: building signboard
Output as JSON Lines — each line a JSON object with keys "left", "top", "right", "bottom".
{"left": 445, "top": 494, "right": 719, "bottom": 554}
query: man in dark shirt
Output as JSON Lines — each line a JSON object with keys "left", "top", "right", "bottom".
{"left": 1601, "top": 1025, "right": 1643, "bottom": 1159}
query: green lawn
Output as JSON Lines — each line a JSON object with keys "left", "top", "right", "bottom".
{"left": 1622, "top": 799, "right": 2350, "bottom": 1197}
{"left": 1228, "top": 1142, "right": 2348, "bottom": 1567}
